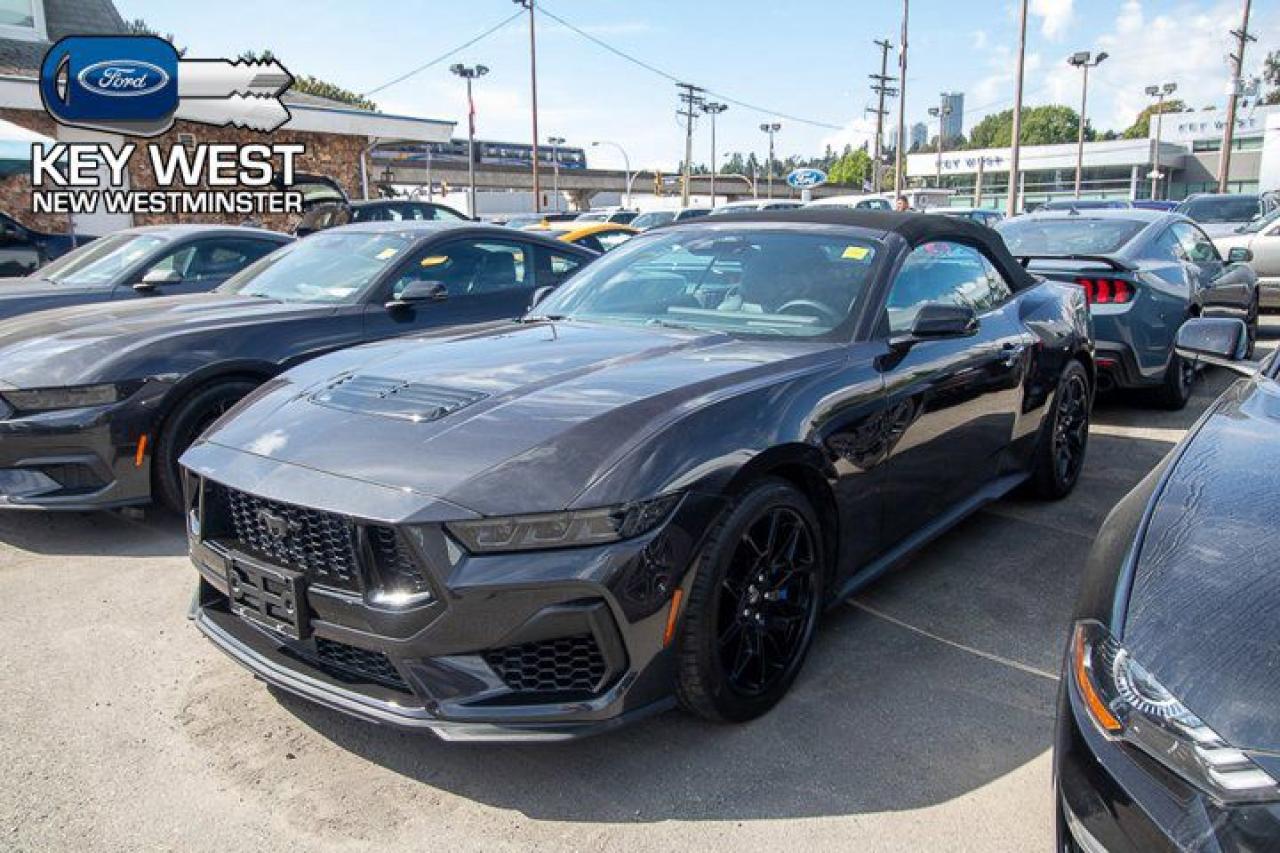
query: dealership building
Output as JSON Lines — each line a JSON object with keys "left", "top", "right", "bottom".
{"left": 906, "top": 103, "right": 1280, "bottom": 208}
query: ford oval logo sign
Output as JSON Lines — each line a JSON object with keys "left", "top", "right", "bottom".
{"left": 786, "top": 168, "right": 827, "bottom": 189}
{"left": 76, "top": 59, "right": 169, "bottom": 98}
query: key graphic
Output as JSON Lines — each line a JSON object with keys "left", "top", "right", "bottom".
{"left": 39, "top": 36, "right": 294, "bottom": 137}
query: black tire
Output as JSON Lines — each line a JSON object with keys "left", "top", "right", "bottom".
{"left": 153, "top": 379, "right": 259, "bottom": 512}
{"left": 1245, "top": 295, "right": 1260, "bottom": 359}
{"left": 1151, "top": 349, "right": 1195, "bottom": 411}
{"left": 1029, "top": 360, "right": 1090, "bottom": 500}
{"left": 675, "top": 478, "right": 825, "bottom": 723}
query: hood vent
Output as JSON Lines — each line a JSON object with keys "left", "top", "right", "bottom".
{"left": 309, "top": 374, "right": 487, "bottom": 423}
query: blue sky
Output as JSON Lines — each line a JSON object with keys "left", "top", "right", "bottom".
{"left": 117, "top": 0, "right": 1275, "bottom": 170}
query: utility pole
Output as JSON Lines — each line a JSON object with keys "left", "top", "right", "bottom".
{"left": 928, "top": 99, "right": 952, "bottom": 187}
{"left": 894, "top": 0, "right": 909, "bottom": 198}
{"left": 1218, "top": 0, "right": 1255, "bottom": 193}
{"left": 1006, "top": 0, "right": 1028, "bottom": 216}
{"left": 868, "top": 38, "right": 897, "bottom": 193}
{"left": 513, "top": 0, "right": 541, "bottom": 212}
{"left": 1146, "top": 82, "right": 1177, "bottom": 200}
{"left": 759, "top": 123, "right": 781, "bottom": 199}
{"left": 450, "top": 63, "right": 489, "bottom": 218}
{"left": 677, "top": 82, "right": 705, "bottom": 208}
{"left": 702, "top": 102, "right": 728, "bottom": 206}
{"left": 1068, "top": 51, "right": 1108, "bottom": 199}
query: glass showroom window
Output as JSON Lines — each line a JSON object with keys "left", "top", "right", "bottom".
{"left": 0, "top": 0, "right": 45, "bottom": 40}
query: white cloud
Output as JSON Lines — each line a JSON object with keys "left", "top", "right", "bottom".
{"left": 819, "top": 115, "right": 877, "bottom": 154}
{"left": 1031, "top": 0, "right": 1075, "bottom": 40}
{"left": 972, "top": 29, "right": 990, "bottom": 51}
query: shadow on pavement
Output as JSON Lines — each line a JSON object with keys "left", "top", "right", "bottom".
{"left": 0, "top": 507, "right": 186, "bottom": 558}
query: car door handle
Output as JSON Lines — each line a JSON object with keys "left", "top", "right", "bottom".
{"left": 1000, "top": 342, "right": 1027, "bottom": 367}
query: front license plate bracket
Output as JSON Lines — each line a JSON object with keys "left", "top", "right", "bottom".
{"left": 226, "top": 556, "right": 310, "bottom": 640}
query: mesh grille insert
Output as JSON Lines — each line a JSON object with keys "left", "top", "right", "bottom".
{"left": 313, "top": 637, "right": 409, "bottom": 692}
{"left": 483, "top": 635, "right": 608, "bottom": 695}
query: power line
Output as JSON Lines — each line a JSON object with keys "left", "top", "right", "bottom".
{"left": 534, "top": 4, "right": 843, "bottom": 130}
{"left": 362, "top": 10, "right": 524, "bottom": 97}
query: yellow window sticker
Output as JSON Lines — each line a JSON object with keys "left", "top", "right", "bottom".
{"left": 420, "top": 255, "right": 449, "bottom": 267}
{"left": 375, "top": 247, "right": 399, "bottom": 260}
{"left": 841, "top": 245, "right": 870, "bottom": 261}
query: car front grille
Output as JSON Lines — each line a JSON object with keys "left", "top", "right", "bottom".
{"left": 483, "top": 635, "right": 609, "bottom": 696}
{"left": 312, "top": 637, "right": 409, "bottom": 692}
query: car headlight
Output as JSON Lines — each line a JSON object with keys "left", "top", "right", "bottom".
{"left": 445, "top": 493, "right": 681, "bottom": 554}
{"left": 1072, "top": 621, "right": 1280, "bottom": 803}
{"left": 2, "top": 382, "right": 139, "bottom": 413}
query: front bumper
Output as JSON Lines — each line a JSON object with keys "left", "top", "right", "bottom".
{"left": 184, "top": 464, "right": 725, "bottom": 741}
{"left": 1055, "top": 669, "right": 1280, "bottom": 851}
{"left": 0, "top": 382, "right": 169, "bottom": 510}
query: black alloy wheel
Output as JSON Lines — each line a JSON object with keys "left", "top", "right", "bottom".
{"left": 153, "top": 379, "right": 259, "bottom": 512}
{"left": 676, "top": 478, "right": 825, "bottom": 722}
{"left": 1029, "top": 360, "right": 1091, "bottom": 499}
{"left": 1152, "top": 350, "right": 1195, "bottom": 411}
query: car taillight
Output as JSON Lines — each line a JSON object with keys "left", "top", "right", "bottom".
{"left": 1075, "top": 277, "right": 1134, "bottom": 304}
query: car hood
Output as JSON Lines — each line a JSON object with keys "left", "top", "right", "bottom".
{"left": 0, "top": 293, "right": 330, "bottom": 387}
{"left": 197, "top": 320, "right": 839, "bottom": 515}
{"left": 1123, "top": 375, "right": 1280, "bottom": 752}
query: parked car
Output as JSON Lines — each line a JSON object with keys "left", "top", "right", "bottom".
{"left": 937, "top": 207, "right": 1004, "bottom": 227}
{"left": 997, "top": 209, "right": 1258, "bottom": 408}
{"left": 574, "top": 207, "right": 639, "bottom": 225}
{"left": 0, "top": 212, "right": 93, "bottom": 276}
{"left": 1175, "top": 192, "right": 1277, "bottom": 238}
{"left": 1038, "top": 198, "right": 1131, "bottom": 212}
{"left": 708, "top": 199, "right": 804, "bottom": 215}
{"left": 804, "top": 193, "right": 893, "bottom": 211}
{"left": 182, "top": 209, "right": 1094, "bottom": 740}
{"left": 0, "top": 222, "right": 594, "bottom": 513}
{"left": 1131, "top": 200, "right": 1179, "bottom": 212}
{"left": 295, "top": 199, "right": 470, "bottom": 237}
{"left": 502, "top": 212, "right": 577, "bottom": 229}
{"left": 521, "top": 221, "right": 637, "bottom": 252}
{"left": 630, "top": 208, "right": 712, "bottom": 230}
{"left": 1214, "top": 207, "right": 1280, "bottom": 309}
{"left": 0, "top": 225, "right": 289, "bottom": 323}
{"left": 1056, "top": 316, "right": 1280, "bottom": 853}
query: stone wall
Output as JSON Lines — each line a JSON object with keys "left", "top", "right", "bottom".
{"left": 0, "top": 108, "right": 369, "bottom": 234}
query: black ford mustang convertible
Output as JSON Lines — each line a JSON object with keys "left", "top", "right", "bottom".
{"left": 183, "top": 210, "right": 1095, "bottom": 740}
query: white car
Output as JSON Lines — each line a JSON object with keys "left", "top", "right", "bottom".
{"left": 708, "top": 199, "right": 804, "bottom": 216}
{"left": 1215, "top": 207, "right": 1280, "bottom": 309}
{"left": 805, "top": 193, "right": 893, "bottom": 211}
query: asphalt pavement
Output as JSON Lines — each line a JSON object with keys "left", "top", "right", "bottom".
{"left": 3, "top": 320, "right": 1274, "bottom": 853}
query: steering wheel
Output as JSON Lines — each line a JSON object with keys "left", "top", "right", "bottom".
{"left": 776, "top": 299, "right": 841, "bottom": 325}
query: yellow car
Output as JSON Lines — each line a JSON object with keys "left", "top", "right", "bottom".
{"left": 521, "top": 221, "right": 639, "bottom": 253}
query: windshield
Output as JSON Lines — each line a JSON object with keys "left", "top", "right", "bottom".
{"left": 1238, "top": 207, "right": 1280, "bottom": 234}
{"left": 631, "top": 212, "right": 675, "bottom": 229}
{"left": 40, "top": 232, "right": 167, "bottom": 286}
{"left": 575, "top": 212, "right": 607, "bottom": 222}
{"left": 534, "top": 227, "right": 880, "bottom": 339}
{"left": 997, "top": 217, "right": 1145, "bottom": 255}
{"left": 1177, "top": 196, "right": 1261, "bottom": 224}
{"left": 220, "top": 231, "right": 412, "bottom": 302}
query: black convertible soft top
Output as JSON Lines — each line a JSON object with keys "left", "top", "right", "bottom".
{"left": 708, "top": 208, "right": 1038, "bottom": 291}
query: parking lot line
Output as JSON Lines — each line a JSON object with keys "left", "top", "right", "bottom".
{"left": 847, "top": 600, "right": 1061, "bottom": 682}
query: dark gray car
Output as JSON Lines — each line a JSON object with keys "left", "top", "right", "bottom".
{"left": 0, "top": 225, "right": 291, "bottom": 322}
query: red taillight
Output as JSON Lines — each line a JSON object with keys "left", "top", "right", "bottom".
{"left": 1074, "top": 277, "right": 1134, "bottom": 305}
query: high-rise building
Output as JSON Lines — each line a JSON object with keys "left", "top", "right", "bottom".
{"left": 940, "top": 92, "right": 965, "bottom": 143}
{"left": 910, "top": 122, "right": 928, "bottom": 151}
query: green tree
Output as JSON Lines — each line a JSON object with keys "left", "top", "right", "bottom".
{"left": 966, "top": 104, "right": 1088, "bottom": 149}
{"left": 828, "top": 147, "right": 871, "bottom": 186}
{"left": 1121, "top": 99, "right": 1188, "bottom": 138}
{"left": 238, "top": 49, "right": 377, "bottom": 111}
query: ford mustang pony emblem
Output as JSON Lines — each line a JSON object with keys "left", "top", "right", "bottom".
{"left": 257, "top": 509, "right": 296, "bottom": 539}
{"left": 76, "top": 60, "right": 169, "bottom": 98}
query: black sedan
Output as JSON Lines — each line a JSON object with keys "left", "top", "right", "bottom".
{"left": 0, "top": 224, "right": 290, "bottom": 322}
{"left": 0, "top": 221, "right": 594, "bottom": 512}
{"left": 1056, "top": 316, "right": 1280, "bottom": 851}
{"left": 998, "top": 210, "right": 1258, "bottom": 409}
{"left": 182, "top": 210, "right": 1095, "bottom": 740}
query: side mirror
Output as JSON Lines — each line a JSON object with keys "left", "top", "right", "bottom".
{"left": 386, "top": 280, "right": 447, "bottom": 310}
{"left": 1226, "top": 246, "right": 1253, "bottom": 264}
{"left": 909, "top": 302, "right": 980, "bottom": 339}
{"left": 1175, "top": 317, "right": 1257, "bottom": 375}
{"left": 135, "top": 268, "right": 183, "bottom": 291}
{"left": 528, "top": 285, "right": 555, "bottom": 310}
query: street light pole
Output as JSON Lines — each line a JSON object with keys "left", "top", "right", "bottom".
{"left": 547, "top": 135, "right": 564, "bottom": 212}
{"left": 928, "top": 100, "right": 951, "bottom": 188}
{"left": 1068, "top": 51, "right": 1108, "bottom": 199}
{"left": 513, "top": 0, "right": 541, "bottom": 212}
{"left": 1145, "top": 82, "right": 1177, "bottom": 200}
{"left": 759, "top": 122, "right": 781, "bottom": 199}
{"left": 702, "top": 102, "right": 727, "bottom": 206}
{"left": 1007, "top": 0, "right": 1028, "bottom": 216}
{"left": 450, "top": 63, "right": 489, "bottom": 218}
{"left": 591, "top": 141, "right": 632, "bottom": 208}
